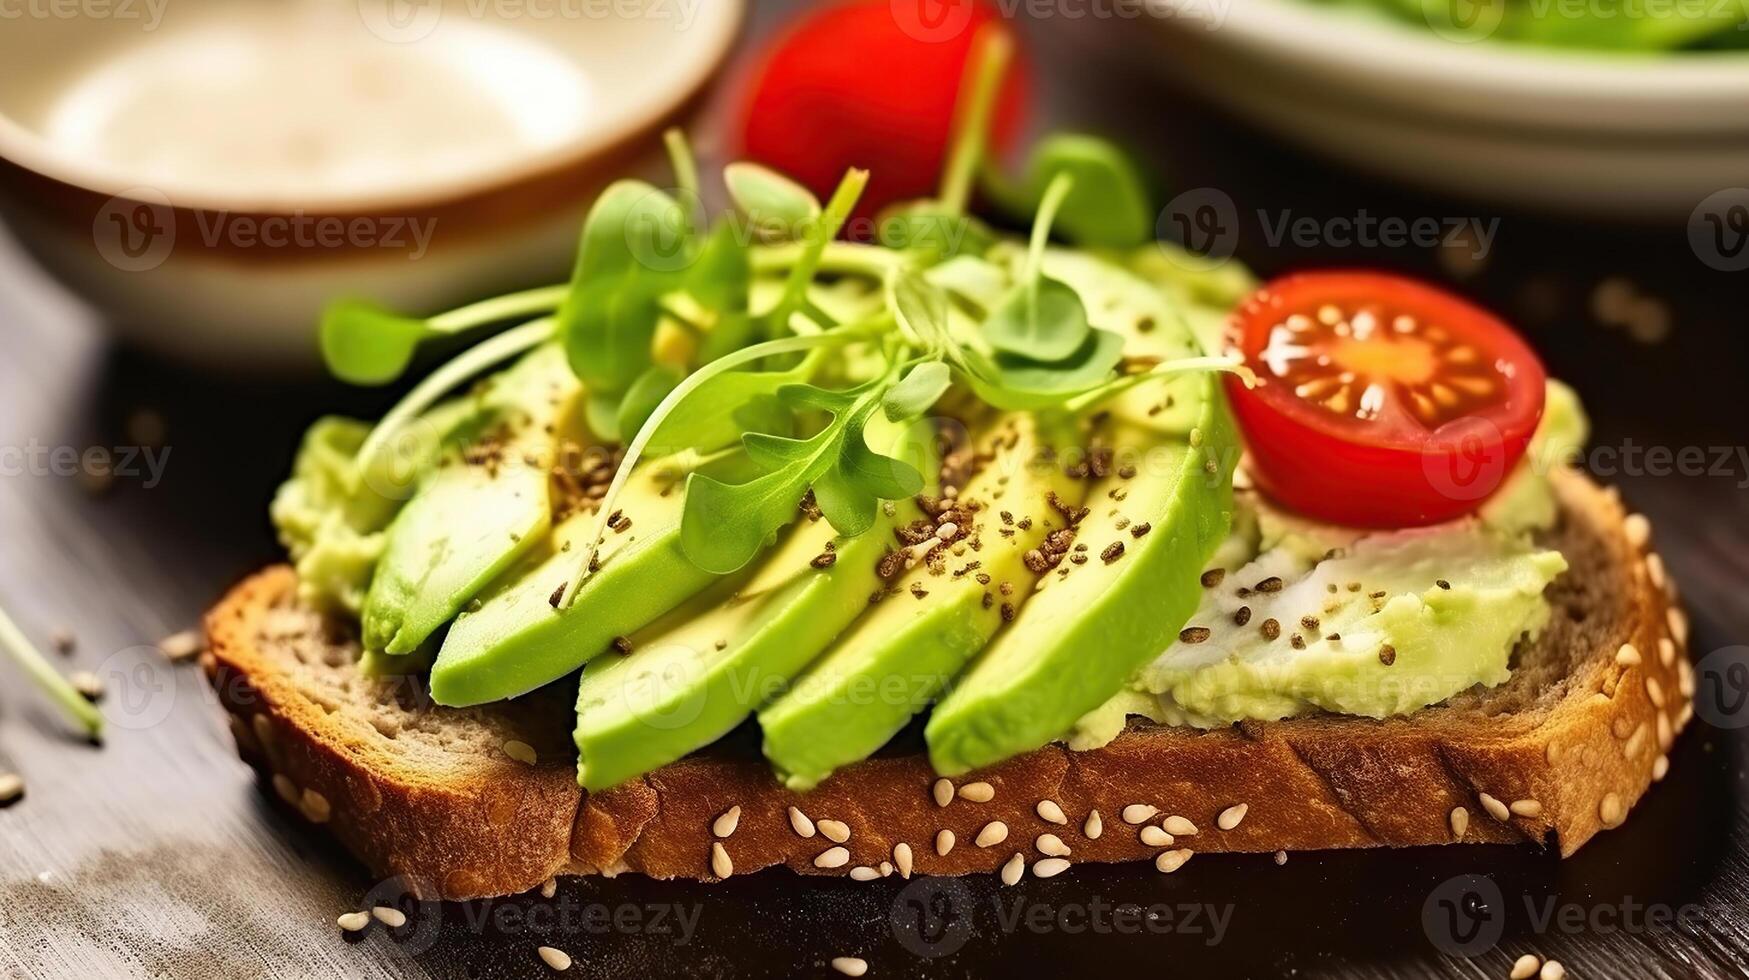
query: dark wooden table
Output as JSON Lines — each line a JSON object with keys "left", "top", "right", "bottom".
{"left": 3, "top": 4, "right": 1748, "bottom": 978}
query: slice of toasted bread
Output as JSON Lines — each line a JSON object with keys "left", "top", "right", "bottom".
{"left": 202, "top": 468, "right": 1692, "bottom": 900}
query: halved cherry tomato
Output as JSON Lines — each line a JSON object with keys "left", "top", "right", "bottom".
{"left": 735, "top": 0, "right": 1030, "bottom": 224}
{"left": 1224, "top": 272, "right": 1547, "bottom": 528}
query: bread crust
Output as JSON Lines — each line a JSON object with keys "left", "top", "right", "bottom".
{"left": 204, "top": 468, "right": 1692, "bottom": 899}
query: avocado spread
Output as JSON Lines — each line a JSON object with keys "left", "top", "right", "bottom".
{"left": 1069, "top": 380, "right": 1588, "bottom": 748}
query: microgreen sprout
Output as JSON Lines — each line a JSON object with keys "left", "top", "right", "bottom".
{"left": 0, "top": 604, "right": 103, "bottom": 739}
{"left": 320, "top": 285, "right": 566, "bottom": 386}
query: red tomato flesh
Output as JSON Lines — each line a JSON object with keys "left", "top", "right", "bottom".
{"left": 1223, "top": 272, "right": 1547, "bottom": 528}
{"left": 735, "top": 0, "right": 1030, "bottom": 225}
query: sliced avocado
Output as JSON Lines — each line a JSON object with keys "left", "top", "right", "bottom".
{"left": 759, "top": 411, "right": 1088, "bottom": 790}
{"left": 925, "top": 391, "right": 1239, "bottom": 776}
{"left": 429, "top": 449, "right": 761, "bottom": 706}
{"left": 360, "top": 344, "right": 581, "bottom": 656}
{"left": 573, "top": 416, "right": 940, "bottom": 791}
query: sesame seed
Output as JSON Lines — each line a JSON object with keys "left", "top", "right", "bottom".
{"left": 894, "top": 842, "right": 913, "bottom": 878}
{"left": 849, "top": 866, "right": 880, "bottom": 881}
{"left": 1615, "top": 643, "right": 1641, "bottom": 666}
{"left": 713, "top": 806, "right": 741, "bottom": 838}
{"left": 818, "top": 819, "right": 851, "bottom": 844}
{"left": 1155, "top": 849, "right": 1193, "bottom": 874}
{"left": 1624, "top": 513, "right": 1651, "bottom": 549}
{"left": 157, "top": 629, "right": 202, "bottom": 662}
{"left": 1450, "top": 807, "right": 1469, "bottom": 839}
{"left": 1121, "top": 804, "right": 1159, "bottom": 824}
{"left": 1139, "top": 826, "right": 1173, "bottom": 847}
{"left": 932, "top": 778, "right": 954, "bottom": 807}
{"left": 1625, "top": 722, "right": 1649, "bottom": 758}
{"left": 1658, "top": 713, "right": 1673, "bottom": 751}
{"left": 958, "top": 781, "right": 995, "bottom": 803}
{"left": 936, "top": 522, "right": 959, "bottom": 541}
{"left": 1273, "top": 851, "right": 1288, "bottom": 866}
{"left": 1653, "top": 755, "right": 1670, "bottom": 781}
{"left": 1032, "top": 857, "right": 1071, "bottom": 879}
{"left": 1600, "top": 793, "right": 1625, "bottom": 827}
{"left": 1036, "top": 799, "right": 1067, "bottom": 825}
{"left": 540, "top": 878, "right": 558, "bottom": 899}
{"left": 502, "top": 740, "right": 537, "bottom": 765}
{"left": 1178, "top": 627, "right": 1211, "bottom": 644}
{"left": 1479, "top": 793, "right": 1510, "bottom": 822}
{"left": 1000, "top": 852, "right": 1025, "bottom": 886}
{"left": 1217, "top": 803, "right": 1249, "bottom": 831}
{"left": 1163, "top": 815, "right": 1198, "bottom": 836}
{"left": 0, "top": 773, "right": 24, "bottom": 807}
{"left": 273, "top": 774, "right": 299, "bottom": 807}
{"left": 537, "top": 947, "right": 573, "bottom": 972}
{"left": 936, "top": 830, "right": 956, "bottom": 856}
{"left": 880, "top": 861, "right": 894, "bottom": 877}
{"left": 1541, "top": 960, "right": 1565, "bottom": 980}
{"left": 789, "top": 806, "right": 816, "bottom": 838}
{"left": 814, "top": 846, "right": 850, "bottom": 869}
{"left": 1668, "top": 607, "right": 1688, "bottom": 645}
{"left": 371, "top": 906, "right": 407, "bottom": 928}
{"left": 1083, "top": 809, "right": 1104, "bottom": 839}
{"left": 831, "top": 956, "right": 867, "bottom": 977}
{"left": 1036, "top": 833, "right": 1071, "bottom": 857}
{"left": 976, "top": 821, "right": 1009, "bottom": 847}
{"left": 1200, "top": 568, "right": 1226, "bottom": 588}
{"left": 301, "top": 789, "right": 331, "bottom": 824}
{"left": 1510, "top": 799, "right": 1542, "bottom": 818}
{"left": 710, "top": 842, "right": 733, "bottom": 879}
{"left": 1511, "top": 954, "right": 1541, "bottom": 979}
{"left": 336, "top": 911, "right": 370, "bottom": 932}
{"left": 1659, "top": 637, "right": 1676, "bottom": 668}
{"left": 70, "top": 671, "right": 103, "bottom": 702}
{"left": 1647, "top": 676, "right": 1666, "bottom": 709}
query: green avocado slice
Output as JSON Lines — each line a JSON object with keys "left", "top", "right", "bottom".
{"left": 759, "top": 411, "right": 1089, "bottom": 790}
{"left": 925, "top": 390, "right": 1238, "bottom": 776}
{"left": 573, "top": 417, "right": 940, "bottom": 791}
{"left": 428, "top": 449, "right": 760, "bottom": 707}
{"left": 360, "top": 344, "right": 580, "bottom": 657}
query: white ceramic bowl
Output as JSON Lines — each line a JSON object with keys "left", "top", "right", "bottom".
{"left": 1138, "top": 0, "right": 1749, "bottom": 217}
{"left": 0, "top": 0, "right": 743, "bottom": 368}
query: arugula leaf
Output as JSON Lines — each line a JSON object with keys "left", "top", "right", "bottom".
{"left": 883, "top": 362, "right": 951, "bottom": 421}
{"left": 617, "top": 364, "right": 684, "bottom": 442}
{"left": 725, "top": 162, "right": 822, "bottom": 242}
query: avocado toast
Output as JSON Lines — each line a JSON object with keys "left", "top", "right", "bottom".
{"left": 203, "top": 37, "right": 1693, "bottom": 898}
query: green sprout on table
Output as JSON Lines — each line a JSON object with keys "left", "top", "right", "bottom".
{"left": 0, "top": 604, "right": 104, "bottom": 740}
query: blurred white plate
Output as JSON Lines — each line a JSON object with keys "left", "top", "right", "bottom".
{"left": 0, "top": 0, "right": 743, "bottom": 368}
{"left": 1139, "top": 0, "right": 1749, "bottom": 217}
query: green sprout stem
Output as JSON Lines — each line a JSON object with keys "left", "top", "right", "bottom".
{"left": 1023, "top": 172, "right": 1076, "bottom": 303}
{"left": 354, "top": 317, "right": 556, "bottom": 474}
{"left": 427, "top": 285, "right": 567, "bottom": 334}
{"left": 0, "top": 604, "right": 103, "bottom": 738}
{"left": 1062, "top": 354, "right": 1252, "bottom": 414}
{"left": 766, "top": 169, "right": 870, "bottom": 335}
{"left": 750, "top": 241, "right": 902, "bottom": 279}
{"left": 939, "top": 27, "right": 1014, "bottom": 216}
{"left": 561, "top": 323, "right": 884, "bottom": 606}
{"left": 664, "top": 128, "right": 702, "bottom": 238}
